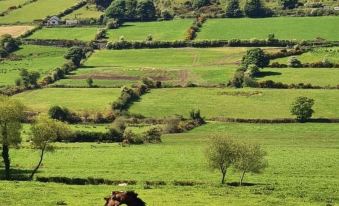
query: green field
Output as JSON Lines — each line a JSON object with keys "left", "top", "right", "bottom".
{"left": 107, "top": 19, "right": 193, "bottom": 41}
{"left": 12, "top": 88, "right": 121, "bottom": 113}
{"left": 196, "top": 17, "right": 339, "bottom": 41}
{"left": 129, "top": 88, "right": 339, "bottom": 119}
{"left": 257, "top": 68, "right": 339, "bottom": 87}
{"left": 27, "top": 27, "right": 100, "bottom": 41}
{"left": 274, "top": 47, "right": 339, "bottom": 64}
{"left": 1, "top": 122, "right": 338, "bottom": 205}
{"left": 63, "top": 3, "right": 103, "bottom": 20}
{"left": 0, "top": 45, "right": 67, "bottom": 86}
{"left": 0, "top": 0, "right": 27, "bottom": 13}
{"left": 58, "top": 47, "right": 279, "bottom": 87}
{"left": 0, "top": 0, "right": 80, "bottom": 24}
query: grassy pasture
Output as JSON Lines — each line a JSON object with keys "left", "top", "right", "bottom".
{"left": 63, "top": 3, "right": 103, "bottom": 20}
{"left": 129, "top": 88, "right": 339, "bottom": 119}
{"left": 1, "top": 122, "right": 338, "bottom": 205}
{"left": 0, "top": 0, "right": 27, "bottom": 12}
{"left": 257, "top": 68, "right": 339, "bottom": 87}
{"left": 59, "top": 47, "right": 279, "bottom": 87}
{"left": 0, "top": 25, "right": 33, "bottom": 37}
{"left": 0, "top": 0, "right": 80, "bottom": 24}
{"left": 196, "top": 17, "right": 339, "bottom": 41}
{"left": 273, "top": 47, "right": 339, "bottom": 64}
{"left": 0, "top": 45, "right": 67, "bottom": 86}
{"left": 106, "top": 19, "right": 193, "bottom": 41}
{"left": 12, "top": 88, "right": 121, "bottom": 113}
{"left": 27, "top": 27, "right": 100, "bottom": 41}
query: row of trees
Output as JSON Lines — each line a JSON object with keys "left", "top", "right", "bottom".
{"left": 206, "top": 135, "right": 267, "bottom": 185}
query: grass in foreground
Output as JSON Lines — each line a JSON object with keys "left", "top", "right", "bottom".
{"left": 196, "top": 17, "right": 339, "bottom": 41}
{"left": 129, "top": 88, "right": 339, "bottom": 119}
{"left": 27, "top": 27, "right": 100, "bottom": 41}
{"left": 0, "top": 45, "right": 67, "bottom": 86}
{"left": 106, "top": 19, "right": 193, "bottom": 41}
{"left": 1, "top": 122, "right": 337, "bottom": 205}
{"left": 12, "top": 88, "right": 121, "bottom": 113}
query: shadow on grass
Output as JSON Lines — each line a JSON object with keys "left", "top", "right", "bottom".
{"left": 256, "top": 71, "right": 282, "bottom": 78}
{"left": 227, "top": 182, "right": 261, "bottom": 187}
{"left": 0, "top": 168, "right": 36, "bottom": 181}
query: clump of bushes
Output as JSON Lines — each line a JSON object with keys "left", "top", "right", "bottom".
{"left": 48, "top": 106, "right": 81, "bottom": 123}
{"left": 0, "top": 34, "right": 20, "bottom": 58}
{"left": 163, "top": 110, "right": 205, "bottom": 133}
{"left": 185, "top": 15, "right": 206, "bottom": 40}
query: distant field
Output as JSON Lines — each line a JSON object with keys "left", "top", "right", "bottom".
{"left": 107, "top": 19, "right": 193, "bottom": 41}
{"left": 0, "top": 0, "right": 80, "bottom": 24}
{"left": 129, "top": 88, "right": 339, "bottom": 119}
{"left": 12, "top": 88, "right": 121, "bottom": 113}
{"left": 257, "top": 68, "right": 339, "bottom": 87}
{"left": 59, "top": 47, "right": 279, "bottom": 87}
{"left": 27, "top": 27, "right": 100, "bottom": 41}
{"left": 0, "top": 25, "right": 33, "bottom": 37}
{"left": 196, "top": 17, "right": 339, "bottom": 40}
{"left": 0, "top": 45, "right": 67, "bottom": 86}
{"left": 1, "top": 122, "right": 338, "bottom": 205}
{"left": 0, "top": 0, "right": 27, "bottom": 13}
{"left": 274, "top": 47, "right": 339, "bottom": 64}
{"left": 63, "top": 3, "right": 103, "bottom": 20}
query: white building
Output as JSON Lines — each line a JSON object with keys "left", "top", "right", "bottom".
{"left": 46, "top": 16, "right": 61, "bottom": 26}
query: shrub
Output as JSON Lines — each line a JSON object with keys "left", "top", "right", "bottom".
{"left": 143, "top": 126, "right": 162, "bottom": 143}
{"left": 163, "top": 117, "right": 183, "bottom": 133}
{"left": 225, "top": 0, "right": 243, "bottom": 17}
{"left": 287, "top": 56, "right": 302, "bottom": 68}
{"left": 280, "top": 0, "right": 299, "bottom": 9}
{"left": 189, "top": 109, "right": 205, "bottom": 124}
{"left": 86, "top": 77, "right": 94, "bottom": 87}
{"left": 242, "top": 48, "right": 269, "bottom": 68}
{"left": 161, "top": 9, "right": 173, "bottom": 20}
{"left": 48, "top": 106, "right": 71, "bottom": 122}
{"left": 64, "top": 47, "right": 86, "bottom": 67}
{"left": 290, "top": 96, "right": 315, "bottom": 122}
{"left": 136, "top": 0, "right": 156, "bottom": 21}
{"left": 244, "top": 0, "right": 271, "bottom": 18}
{"left": 106, "top": 18, "right": 120, "bottom": 29}
{"left": 19, "top": 69, "right": 40, "bottom": 88}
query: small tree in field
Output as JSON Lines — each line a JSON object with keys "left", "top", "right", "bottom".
{"left": 29, "top": 115, "right": 72, "bottom": 179}
{"left": 205, "top": 135, "right": 237, "bottom": 184}
{"left": 64, "top": 47, "right": 85, "bottom": 67}
{"left": 86, "top": 77, "right": 94, "bottom": 87}
{"left": 234, "top": 143, "right": 267, "bottom": 186}
{"left": 291, "top": 97, "right": 315, "bottom": 122}
{"left": 242, "top": 48, "right": 270, "bottom": 68}
{"left": 0, "top": 96, "right": 24, "bottom": 180}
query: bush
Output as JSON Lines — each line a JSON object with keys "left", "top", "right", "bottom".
{"left": 161, "top": 9, "right": 173, "bottom": 20}
{"left": 106, "top": 18, "right": 120, "bottom": 29}
{"left": 64, "top": 47, "right": 86, "bottom": 67}
{"left": 225, "top": 0, "right": 243, "bottom": 17}
{"left": 290, "top": 96, "right": 315, "bottom": 122}
{"left": 136, "top": 0, "right": 156, "bottom": 21}
{"left": 192, "top": 0, "right": 210, "bottom": 9}
{"left": 244, "top": 0, "right": 271, "bottom": 18}
{"left": 242, "top": 48, "right": 269, "bottom": 68}
{"left": 287, "top": 56, "right": 302, "bottom": 68}
{"left": 48, "top": 106, "right": 71, "bottom": 122}
{"left": 143, "top": 127, "right": 162, "bottom": 143}
{"left": 189, "top": 109, "right": 205, "bottom": 124}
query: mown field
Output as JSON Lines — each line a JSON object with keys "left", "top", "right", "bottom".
{"left": 27, "top": 27, "right": 100, "bottom": 41}
{"left": 0, "top": 0, "right": 27, "bottom": 13}
{"left": 0, "top": 122, "right": 337, "bottom": 205}
{"left": 129, "top": 88, "right": 339, "bottom": 119}
{"left": 196, "top": 17, "right": 339, "bottom": 40}
{"left": 12, "top": 88, "right": 121, "bottom": 113}
{"left": 107, "top": 19, "right": 193, "bottom": 41}
{"left": 0, "top": 25, "right": 33, "bottom": 37}
{"left": 56, "top": 47, "right": 280, "bottom": 87}
{"left": 0, "top": 45, "right": 67, "bottom": 86}
{"left": 0, "top": 0, "right": 80, "bottom": 24}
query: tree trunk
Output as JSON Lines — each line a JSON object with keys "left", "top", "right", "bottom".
{"left": 239, "top": 171, "right": 246, "bottom": 186}
{"left": 29, "top": 144, "right": 46, "bottom": 180}
{"left": 1, "top": 123, "right": 10, "bottom": 180}
{"left": 2, "top": 143, "right": 10, "bottom": 180}
{"left": 221, "top": 171, "right": 226, "bottom": 184}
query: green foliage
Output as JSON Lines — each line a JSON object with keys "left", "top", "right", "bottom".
{"left": 290, "top": 96, "right": 315, "bottom": 122}
{"left": 234, "top": 143, "right": 267, "bottom": 186}
{"left": 136, "top": 0, "right": 156, "bottom": 20}
{"left": 242, "top": 48, "right": 269, "bottom": 68}
{"left": 189, "top": 109, "right": 205, "bottom": 124}
{"left": 19, "top": 69, "right": 40, "bottom": 88}
{"left": 280, "top": 0, "right": 298, "bottom": 9}
{"left": 205, "top": 135, "right": 237, "bottom": 184}
{"left": 64, "top": 47, "right": 85, "bottom": 67}
{"left": 287, "top": 56, "right": 302, "bottom": 68}
{"left": 105, "top": 0, "right": 126, "bottom": 19}
{"left": 244, "top": 0, "right": 271, "bottom": 17}
{"left": 192, "top": 0, "right": 210, "bottom": 9}
{"left": 0, "top": 96, "right": 24, "bottom": 179}
{"left": 48, "top": 106, "right": 71, "bottom": 122}
{"left": 143, "top": 126, "right": 162, "bottom": 143}
{"left": 225, "top": 0, "right": 243, "bottom": 18}
{"left": 0, "top": 34, "right": 19, "bottom": 54}
{"left": 86, "top": 77, "right": 94, "bottom": 88}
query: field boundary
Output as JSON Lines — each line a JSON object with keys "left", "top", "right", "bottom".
{"left": 211, "top": 117, "right": 339, "bottom": 123}
{"left": 0, "top": 0, "right": 37, "bottom": 17}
